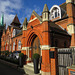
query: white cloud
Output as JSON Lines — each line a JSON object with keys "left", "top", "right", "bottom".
{"left": 4, "top": 14, "right": 15, "bottom": 27}
{"left": 20, "top": 5, "right": 42, "bottom": 22}
{"left": 33, "top": 5, "right": 42, "bottom": 16}
{"left": 26, "top": 5, "right": 42, "bottom": 18}
{"left": 0, "top": 0, "right": 22, "bottom": 28}
{"left": 0, "top": 0, "right": 42, "bottom": 28}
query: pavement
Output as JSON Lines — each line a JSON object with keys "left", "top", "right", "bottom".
{"left": 0, "top": 59, "right": 26, "bottom": 75}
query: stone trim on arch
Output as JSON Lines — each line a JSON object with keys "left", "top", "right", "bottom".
{"left": 28, "top": 33, "right": 37, "bottom": 46}
{"left": 26, "top": 29, "right": 43, "bottom": 47}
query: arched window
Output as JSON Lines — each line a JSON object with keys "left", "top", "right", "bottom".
{"left": 18, "top": 40, "right": 21, "bottom": 50}
{"left": 55, "top": 12, "right": 57, "bottom": 17}
{"left": 13, "top": 42, "right": 15, "bottom": 50}
{"left": 13, "top": 29, "right": 15, "bottom": 37}
{"left": 50, "top": 5, "right": 61, "bottom": 21}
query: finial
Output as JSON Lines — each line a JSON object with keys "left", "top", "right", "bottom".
{"left": 23, "top": 17, "right": 28, "bottom": 30}
{"left": 43, "top": 4, "right": 49, "bottom": 12}
{"left": 23, "top": 17, "right": 27, "bottom": 26}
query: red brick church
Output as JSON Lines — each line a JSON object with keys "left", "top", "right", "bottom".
{"left": 1, "top": 0, "right": 75, "bottom": 75}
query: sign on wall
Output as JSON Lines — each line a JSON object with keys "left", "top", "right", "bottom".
{"left": 70, "top": 71, "right": 75, "bottom": 75}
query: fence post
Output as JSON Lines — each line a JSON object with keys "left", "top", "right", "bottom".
{"left": 67, "top": 48, "right": 75, "bottom": 75}
{"left": 50, "top": 47, "right": 58, "bottom": 75}
{"left": 72, "top": 48, "right": 75, "bottom": 65}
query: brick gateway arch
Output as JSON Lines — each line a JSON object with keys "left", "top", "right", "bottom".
{"left": 21, "top": 30, "right": 43, "bottom": 62}
{"left": 26, "top": 33, "right": 41, "bottom": 61}
{"left": 21, "top": 20, "right": 53, "bottom": 75}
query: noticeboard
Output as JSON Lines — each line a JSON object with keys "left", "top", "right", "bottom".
{"left": 70, "top": 71, "right": 75, "bottom": 75}
{"left": 49, "top": 51, "right": 54, "bottom": 58}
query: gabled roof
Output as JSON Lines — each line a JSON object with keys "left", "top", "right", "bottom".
{"left": 11, "top": 14, "right": 21, "bottom": 26}
{"left": 60, "top": 2, "right": 66, "bottom": 11}
{"left": 29, "top": 10, "right": 42, "bottom": 22}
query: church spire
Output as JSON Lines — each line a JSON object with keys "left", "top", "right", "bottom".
{"left": 0, "top": 13, "right": 4, "bottom": 26}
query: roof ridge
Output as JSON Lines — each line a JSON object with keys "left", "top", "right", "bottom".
{"left": 59, "top": 2, "right": 66, "bottom": 6}
{"left": 33, "top": 10, "right": 42, "bottom": 22}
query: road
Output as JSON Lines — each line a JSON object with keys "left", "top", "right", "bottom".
{"left": 0, "top": 62, "right": 25, "bottom": 75}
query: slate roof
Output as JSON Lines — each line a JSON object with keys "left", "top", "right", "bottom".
{"left": 11, "top": 14, "right": 21, "bottom": 26}
{"left": 60, "top": 2, "right": 68, "bottom": 19}
{"left": 49, "top": 21, "right": 70, "bottom": 36}
{"left": 60, "top": 2, "right": 66, "bottom": 11}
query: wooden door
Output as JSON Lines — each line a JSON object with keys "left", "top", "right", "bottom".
{"left": 31, "top": 37, "right": 40, "bottom": 59}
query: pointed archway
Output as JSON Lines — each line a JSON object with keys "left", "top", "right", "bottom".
{"left": 31, "top": 35, "right": 41, "bottom": 61}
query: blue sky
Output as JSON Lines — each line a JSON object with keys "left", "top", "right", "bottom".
{"left": 0, "top": 0, "right": 66, "bottom": 28}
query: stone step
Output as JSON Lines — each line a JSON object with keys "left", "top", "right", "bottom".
{"left": 27, "top": 62, "right": 41, "bottom": 69}
{"left": 27, "top": 62, "right": 34, "bottom": 67}
{"left": 23, "top": 63, "right": 41, "bottom": 75}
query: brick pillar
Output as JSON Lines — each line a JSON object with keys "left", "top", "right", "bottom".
{"left": 50, "top": 47, "right": 58, "bottom": 75}
{"left": 41, "top": 45, "right": 51, "bottom": 75}
{"left": 66, "top": 2, "right": 75, "bottom": 47}
{"left": 41, "top": 21, "right": 51, "bottom": 75}
{"left": 21, "top": 29, "right": 29, "bottom": 64}
{"left": 71, "top": 34, "right": 75, "bottom": 47}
